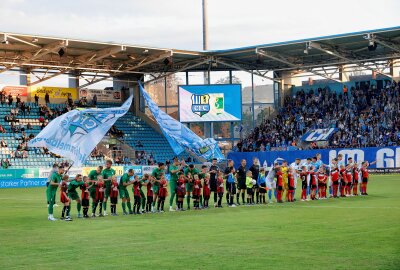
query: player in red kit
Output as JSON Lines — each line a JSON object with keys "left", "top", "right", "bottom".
{"left": 192, "top": 174, "right": 202, "bottom": 210}
{"left": 157, "top": 175, "right": 168, "bottom": 212}
{"left": 80, "top": 176, "right": 93, "bottom": 218}
{"left": 93, "top": 175, "right": 105, "bottom": 217}
{"left": 345, "top": 164, "right": 353, "bottom": 197}
{"left": 176, "top": 172, "right": 186, "bottom": 211}
{"left": 317, "top": 168, "right": 327, "bottom": 199}
{"left": 339, "top": 165, "right": 347, "bottom": 197}
{"left": 144, "top": 175, "right": 154, "bottom": 213}
{"left": 216, "top": 172, "right": 224, "bottom": 208}
{"left": 132, "top": 175, "right": 142, "bottom": 215}
{"left": 202, "top": 173, "right": 211, "bottom": 209}
{"left": 353, "top": 163, "right": 360, "bottom": 196}
{"left": 361, "top": 161, "right": 370, "bottom": 195}
{"left": 60, "top": 175, "right": 71, "bottom": 221}
{"left": 309, "top": 166, "right": 317, "bottom": 200}
{"left": 140, "top": 174, "right": 153, "bottom": 213}
{"left": 330, "top": 162, "right": 340, "bottom": 198}
{"left": 287, "top": 169, "right": 295, "bottom": 202}
{"left": 276, "top": 167, "right": 284, "bottom": 203}
{"left": 299, "top": 166, "right": 309, "bottom": 201}
{"left": 109, "top": 176, "right": 119, "bottom": 216}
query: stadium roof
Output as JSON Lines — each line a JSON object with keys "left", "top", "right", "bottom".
{"left": 1, "top": 26, "right": 400, "bottom": 86}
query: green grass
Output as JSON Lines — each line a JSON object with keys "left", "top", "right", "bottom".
{"left": 0, "top": 174, "right": 399, "bottom": 270}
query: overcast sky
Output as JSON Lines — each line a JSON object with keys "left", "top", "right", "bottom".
{"left": 1, "top": 0, "right": 400, "bottom": 51}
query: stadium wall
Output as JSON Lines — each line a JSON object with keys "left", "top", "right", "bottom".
{"left": 2, "top": 147, "right": 399, "bottom": 188}
{"left": 228, "top": 146, "right": 400, "bottom": 169}
{"left": 0, "top": 165, "right": 159, "bottom": 189}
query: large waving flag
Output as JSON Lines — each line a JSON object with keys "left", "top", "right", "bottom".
{"left": 140, "top": 83, "right": 224, "bottom": 161}
{"left": 28, "top": 95, "right": 133, "bottom": 166}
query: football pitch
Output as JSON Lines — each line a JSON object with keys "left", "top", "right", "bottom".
{"left": 0, "top": 174, "right": 399, "bottom": 270}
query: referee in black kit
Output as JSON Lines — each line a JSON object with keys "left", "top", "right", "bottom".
{"left": 236, "top": 159, "right": 247, "bottom": 205}
{"left": 209, "top": 158, "right": 220, "bottom": 207}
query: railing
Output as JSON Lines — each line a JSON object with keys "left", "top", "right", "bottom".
{"left": 106, "top": 150, "right": 134, "bottom": 163}
{"left": 95, "top": 135, "right": 137, "bottom": 163}
{"left": 114, "top": 137, "right": 136, "bottom": 158}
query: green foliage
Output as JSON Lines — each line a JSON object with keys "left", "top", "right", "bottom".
{"left": 214, "top": 75, "right": 242, "bottom": 85}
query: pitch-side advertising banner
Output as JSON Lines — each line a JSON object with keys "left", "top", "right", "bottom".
{"left": 0, "top": 85, "right": 28, "bottom": 96}
{"left": 228, "top": 146, "right": 400, "bottom": 169}
{"left": 29, "top": 86, "right": 78, "bottom": 99}
{"left": 79, "top": 89, "right": 122, "bottom": 102}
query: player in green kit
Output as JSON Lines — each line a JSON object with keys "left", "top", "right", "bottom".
{"left": 47, "top": 166, "right": 64, "bottom": 221}
{"left": 88, "top": 166, "right": 103, "bottom": 216}
{"left": 101, "top": 160, "right": 116, "bottom": 216}
{"left": 119, "top": 169, "right": 134, "bottom": 215}
{"left": 168, "top": 157, "right": 183, "bottom": 212}
{"left": 67, "top": 174, "right": 84, "bottom": 218}
{"left": 151, "top": 163, "right": 165, "bottom": 213}
{"left": 46, "top": 163, "right": 58, "bottom": 206}
{"left": 185, "top": 164, "right": 199, "bottom": 210}
{"left": 140, "top": 174, "right": 150, "bottom": 213}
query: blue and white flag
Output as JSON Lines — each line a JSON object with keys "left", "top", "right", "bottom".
{"left": 140, "top": 83, "right": 224, "bottom": 161}
{"left": 302, "top": 128, "right": 337, "bottom": 142}
{"left": 28, "top": 95, "right": 133, "bottom": 166}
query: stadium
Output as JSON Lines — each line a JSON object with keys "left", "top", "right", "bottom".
{"left": 0, "top": 1, "right": 399, "bottom": 269}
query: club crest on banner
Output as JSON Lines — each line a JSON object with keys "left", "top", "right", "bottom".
{"left": 191, "top": 94, "right": 210, "bottom": 117}
{"left": 61, "top": 112, "right": 116, "bottom": 141}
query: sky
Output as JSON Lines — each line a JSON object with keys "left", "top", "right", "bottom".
{"left": 0, "top": 0, "right": 399, "bottom": 87}
{"left": 1, "top": 0, "right": 400, "bottom": 51}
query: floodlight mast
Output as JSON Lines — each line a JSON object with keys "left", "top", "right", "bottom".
{"left": 202, "top": 0, "right": 209, "bottom": 85}
{"left": 202, "top": 0, "right": 208, "bottom": 51}
{"left": 202, "top": 0, "right": 212, "bottom": 138}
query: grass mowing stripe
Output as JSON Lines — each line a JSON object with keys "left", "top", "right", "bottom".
{"left": 0, "top": 174, "right": 399, "bottom": 270}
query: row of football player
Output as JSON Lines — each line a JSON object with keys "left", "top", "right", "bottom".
{"left": 265, "top": 159, "right": 372, "bottom": 203}
{"left": 46, "top": 159, "right": 371, "bottom": 221}
{"left": 50, "top": 169, "right": 262, "bottom": 221}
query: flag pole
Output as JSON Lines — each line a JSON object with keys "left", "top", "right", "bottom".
{"left": 63, "top": 161, "right": 74, "bottom": 175}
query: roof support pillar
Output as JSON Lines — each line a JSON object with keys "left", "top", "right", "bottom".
{"left": 19, "top": 68, "right": 30, "bottom": 86}
{"left": 273, "top": 71, "right": 282, "bottom": 109}
{"left": 113, "top": 74, "right": 140, "bottom": 90}
{"left": 338, "top": 65, "right": 350, "bottom": 82}
{"left": 275, "top": 70, "right": 303, "bottom": 108}
{"left": 68, "top": 70, "right": 79, "bottom": 88}
{"left": 390, "top": 59, "right": 400, "bottom": 78}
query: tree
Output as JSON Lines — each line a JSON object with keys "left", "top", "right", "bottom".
{"left": 215, "top": 75, "right": 241, "bottom": 85}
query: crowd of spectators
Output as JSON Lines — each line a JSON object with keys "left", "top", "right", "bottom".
{"left": 133, "top": 151, "right": 156, "bottom": 165}
{"left": 90, "top": 147, "right": 105, "bottom": 159}
{"left": 0, "top": 89, "right": 176, "bottom": 168}
{"left": 0, "top": 92, "right": 83, "bottom": 168}
{"left": 78, "top": 96, "right": 88, "bottom": 107}
{"left": 114, "top": 155, "right": 131, "bottom": 165}
{"left": 109, "top": 125, "right": 124, "bottom": 138}
{"left": 235, "top": 80, "right": 400, "bottom": 152}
